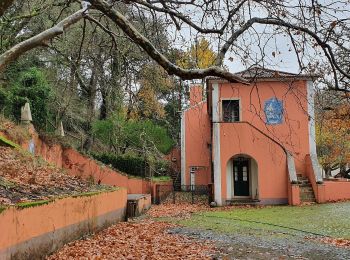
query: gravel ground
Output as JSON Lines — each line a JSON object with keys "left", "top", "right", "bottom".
{"left": 169, "top": 226, "right": 350, "bottom": 260}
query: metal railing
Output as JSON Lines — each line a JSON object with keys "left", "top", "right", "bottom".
{"left": 155, "top": 184, "right": 213, "bottom": 205}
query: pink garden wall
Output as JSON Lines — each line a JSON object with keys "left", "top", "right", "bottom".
{"left": 0, "top": 189, "right": 127, "bottom": 260}
{"left": 2, "top": 127, "right": 151, "bottom": 195}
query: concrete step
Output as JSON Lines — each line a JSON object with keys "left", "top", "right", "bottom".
{"left": 299, "top": 178, "right": 316, "bottom": 203}
{"left": 297, "top": 177, "right": 308, "bottom": 180}
{"left": 226, "top": 199, "right": 260, "bottom": 206}
{"left": 301, "top": 198, "right": 316, "bottom": 203}
{"left": 300, "top": 186, "right": 313, "bottom": 191}
{"left": 300, "top": 194, "right": 315, "bottom": 199}
{"left": 299, "top": 183, "right": 312, "bottom": 187}
{"left": 300, "top": 190, "right": 314, "bottom": 195}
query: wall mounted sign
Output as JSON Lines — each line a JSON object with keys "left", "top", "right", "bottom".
{"left": 264, "top": 98, "right": 283, "bottom": 125}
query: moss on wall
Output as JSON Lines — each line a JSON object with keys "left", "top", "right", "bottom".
{"left": 0, "top": 205, "right": 7, "bottom": 214}
{"left": 13, "top": 188, "right": 120, "bottom": 210}
{"left": 16, "top": 200, "right": 52, "bottom": 209}
{"left": 0, "top": 135, "right": 19, "bottom": 148}
{"left": 71, "top": 187, "right": 119, "bottom": 198}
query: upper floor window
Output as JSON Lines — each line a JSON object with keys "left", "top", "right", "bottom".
{"left": 222, "top": 100, "right": 240, "bottom": 122}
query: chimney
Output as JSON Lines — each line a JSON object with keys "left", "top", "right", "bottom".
{"left": 189, "top": 85, "right": 203, "bottom": 106}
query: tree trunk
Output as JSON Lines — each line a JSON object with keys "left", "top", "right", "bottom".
{"left": 83, "top": 64, "right": 98, "bottom": 151}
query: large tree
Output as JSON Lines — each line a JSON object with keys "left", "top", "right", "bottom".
{"left": 1, "top": 0, "right": 349, "bottom": 91}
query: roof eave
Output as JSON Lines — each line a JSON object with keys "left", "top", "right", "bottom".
{"left": 207, "top": 75, "right": 317, "bottom": 85}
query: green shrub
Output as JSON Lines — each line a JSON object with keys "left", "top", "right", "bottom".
{"left": 92, "top": 152, "right": 172, "bottom": 179}
{"left": 92, "top": 153, "right": 148, "bottom": 177}
{"left": 92, "top": 116, "right": 175, "bottom": 155}
{"left": 10, "top": 68, "right": 52, "bottom": 128}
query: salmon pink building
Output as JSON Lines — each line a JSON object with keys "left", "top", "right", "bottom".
{"left": 181, "top": 66, "right": 334, "bottom": 206}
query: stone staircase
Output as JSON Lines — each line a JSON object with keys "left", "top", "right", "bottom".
{"left": 298, "top": 175, "right": 316, "bottom": 203}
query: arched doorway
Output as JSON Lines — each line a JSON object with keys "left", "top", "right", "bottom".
{"left": 226, "top": 154, "right": 259, "bottom": 200}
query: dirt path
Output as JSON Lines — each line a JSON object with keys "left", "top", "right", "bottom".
{"left": 170, "top": 226, "right": 350, "bottom": 260}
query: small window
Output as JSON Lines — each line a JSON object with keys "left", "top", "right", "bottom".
{"left": 243, "top": 166, "right": 248, "bottom": 181}
{"left": 222, "top": 100, "right": 240, "bottom": 122}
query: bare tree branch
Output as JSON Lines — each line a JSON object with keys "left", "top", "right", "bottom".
{"left": 215, "top": 16, "right": 350, "bottom": 89}
{"left": 131, "top": 0, "right": 247, "bottom": 34}
{"left": 0, "top": 5, "right": 89, "bottom": 72}
{"left": 87, "top": 0, "right": 248, "bottom": 83}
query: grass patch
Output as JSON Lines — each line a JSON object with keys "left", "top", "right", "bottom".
{"left": 179, "top": 202, "right": 350, "bottom": 239}
{"left": 0, "top": 205, "right": 7, "bottom": 214}
{"left": 152, "top": 176, "right": 172, "bottom": 182}
{"left": 16, "top": 200, "right": 52, "bottom": 209}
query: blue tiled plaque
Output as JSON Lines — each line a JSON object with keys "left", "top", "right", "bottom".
{"left": 264, "top": 98, "right": 283, "bottom": 125}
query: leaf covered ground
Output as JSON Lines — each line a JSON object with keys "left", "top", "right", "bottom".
{"left": 47, "top": 201, "right": 350, "bottom": 259}
{"left": 0, "top": 146, "right": 111, "bottom": 205}
{"left": 47, "top": 220, "right": 217, "bottom": 260}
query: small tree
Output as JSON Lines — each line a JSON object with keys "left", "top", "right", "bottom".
{"left": 177, "top": 38, "right": 217, "bottom": 70}
{"left": 316, "top": 104, "right": 350, "bottom": 178}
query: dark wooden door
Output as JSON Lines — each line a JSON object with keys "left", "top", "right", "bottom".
{"left": 233, "top": 158, "right": 250, "bottom": 196}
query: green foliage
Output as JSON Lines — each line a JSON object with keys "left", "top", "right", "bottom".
{"left": 0, "top": 206, "right": 7, "bottom": 214}
{"left": 0, "top": 88, "right": 8, "bottom": 111}
{"left": 0, "top": 67, "right": 53, "bottom": 129}
{"left": 152, "top": 176, "right": 172, "bottom": 182}
{"left": 92, "top": 118, "right": 115, "bottom": 145}
{"left": 164, "top": 99, "right": 181, "bottom": 141}
{"left": 9, "top": 67, "right": 52, "bottom": 128}
{"left": 125, "top": 119, "right": 175, "bottom": 155}
{"left": 92, "top": 152, "right": 170, "bottom": 178}
{"left": 93, "top": 115, "right": 174, "bottom": 155}
{"left": 92, "top": 152, "right": 148, "bottom": 177}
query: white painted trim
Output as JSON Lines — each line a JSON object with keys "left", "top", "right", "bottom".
{"left": 180, "top": 112, "right": 186, "bottom": 186}
{"left": 213, "top": 123, "right": 222, "bottom": 205}
{"left": 212, "top": 83, "right": 220, "bottom": 122}
{"left": 287, "top": 152, "right": 298, "bottom": 183}
{"left": 307, "top": 80, "right": 317, "bottom": 155}
{"left": 212, "top": 83, "right": 222, "bottom": 205}
{"left": 226, "top": 160, "right": 232, "bottom": 200}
